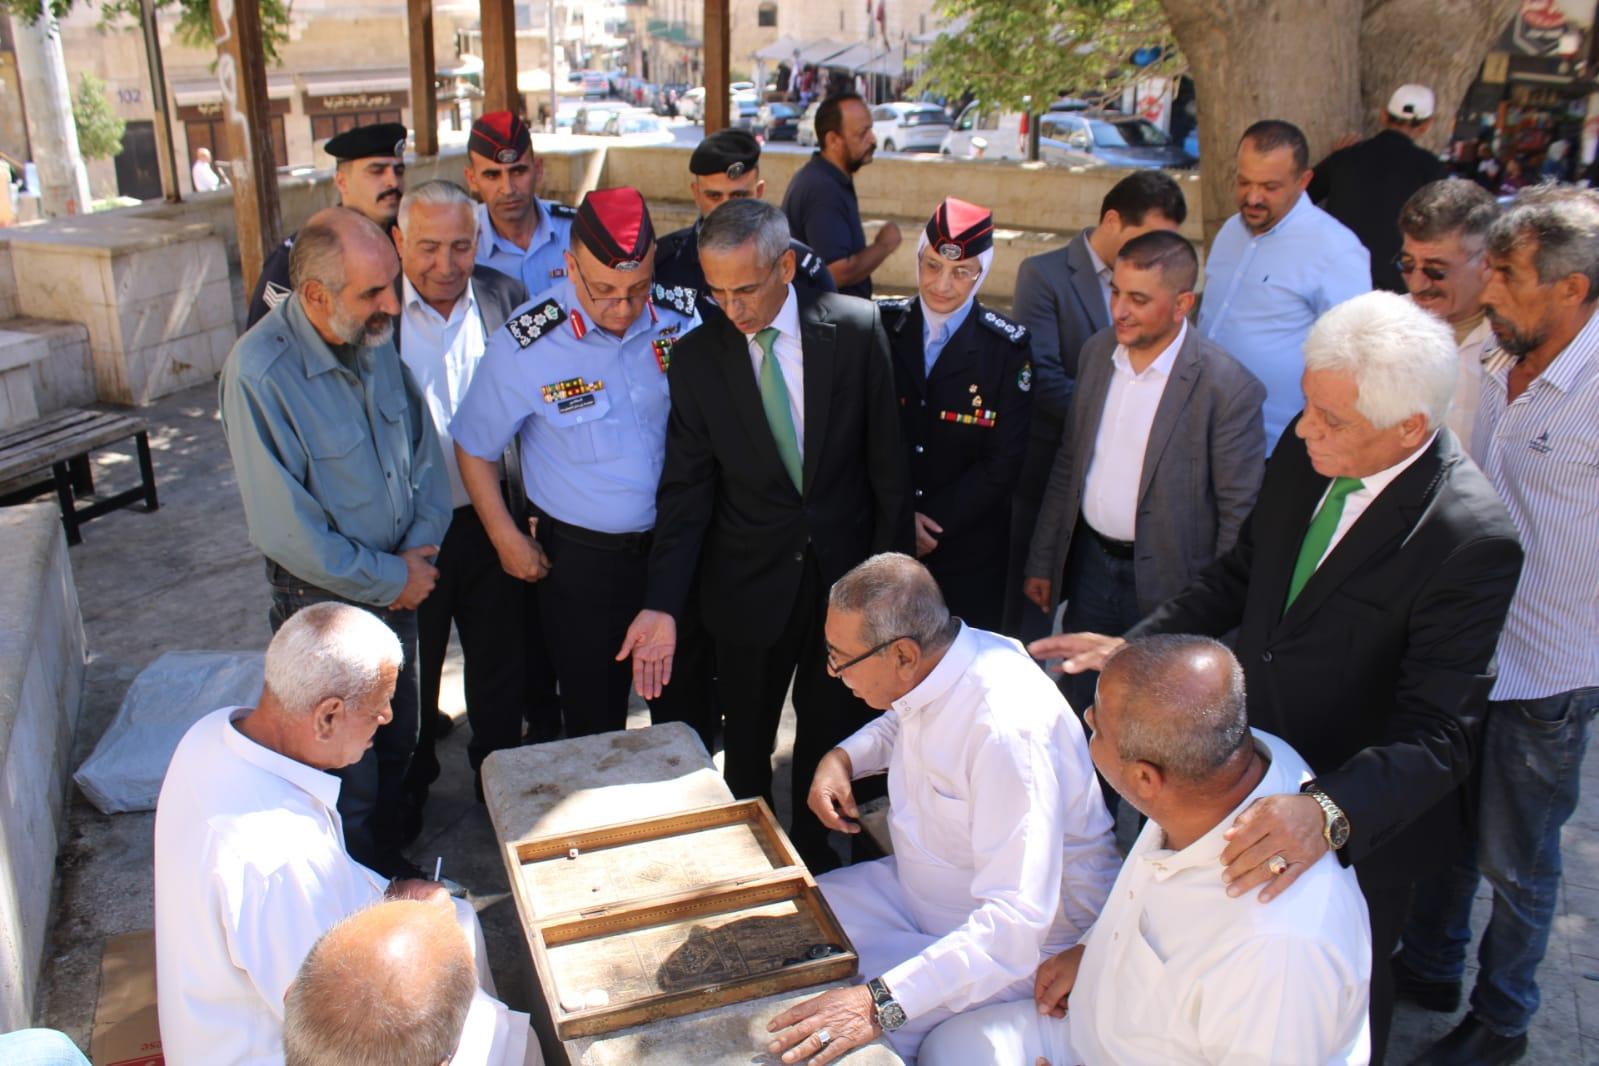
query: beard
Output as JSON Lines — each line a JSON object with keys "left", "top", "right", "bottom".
{"left": 329, "top": 302, "right": 394, "bottom": 348}
{"left": 1485, "top": 308, "right": 1541, "bottom": 358}
{"left": 845, "top": 144, "right": 875, "bottom": 172}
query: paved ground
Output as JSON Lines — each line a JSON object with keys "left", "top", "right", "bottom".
{"left": 27, "top": 380, "right": 1599, "bottom": 1064}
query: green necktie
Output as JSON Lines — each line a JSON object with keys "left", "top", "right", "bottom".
{"left": 756, "top": 327, "right": 804, "bottom": 491}
{"left": 1284, "top": 476, "right": 1364, "bottom": 610}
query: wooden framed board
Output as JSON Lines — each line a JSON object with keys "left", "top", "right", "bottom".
{"left": 504, "top": 798, "right": 858, "bottom": 1039}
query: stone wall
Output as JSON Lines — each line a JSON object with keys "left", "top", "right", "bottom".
{"left": 0, "top": 503, "right": 87, "bottom": 1030}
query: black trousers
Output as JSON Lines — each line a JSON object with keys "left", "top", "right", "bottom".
{"left": 648, "top": 580, "right": 721, "bottom": 754}
{"left": 1002, "top": 492, "right": 1054, "bottom": 644}
{"left": 713, "top": 551, "right": 875, "bottom": 856}
{"left": 1359, "top": 861, "right": 1414, "bottom": 1066}
{"left": 521, "top": 584, "right": 563, "bottom": 743}
{"left": 405, "top": 506, "right": 529, "bottom": 803}
{"left": 266, "top": 560, "right": 418, "bottom": 875}
{"left": 535, "top": 515, "right": 653, "bottom": 737}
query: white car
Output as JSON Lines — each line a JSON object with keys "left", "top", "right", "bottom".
{"left": 870, "top": 102, "right": 951, "bottom": 154}
{"left": 940, "top": 101, "right": 1027, "bottom": 160}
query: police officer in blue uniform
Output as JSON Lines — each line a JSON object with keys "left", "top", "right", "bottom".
{"left": 452, "top": 188, "right": 700, "bottom": 736}
{"left": 881, "top": 197, "right": 1032, "bottom": 631}
{"left": 654, "top": 128, "right": 833, "bottom": 304}
{"left": 246, "top": 122, "right": 409, "bottom": 327}
{"left": 463, "top": 110, "right": 577, "bottom": 297}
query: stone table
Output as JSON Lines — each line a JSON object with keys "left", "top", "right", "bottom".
{"left": 480, "top": 722, "right": 904, "bottom": 1066}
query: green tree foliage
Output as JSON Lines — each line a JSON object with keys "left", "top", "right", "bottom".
{"left": 0, "top": 0, "right": 290, "bottom": 66}
{"left": 916, "top": 0, "right": 1181, "bottom": 112}
{"left": 72, "top": 72, "right": 125, "bottom": 159}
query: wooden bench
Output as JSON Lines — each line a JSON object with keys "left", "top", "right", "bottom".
{"left": 0, "top": 407, "right": 159, "bottom": 545}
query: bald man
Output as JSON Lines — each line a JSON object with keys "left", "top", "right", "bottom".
{"left": 220, "top": 206, "right": 450, "bottom": 879}
{"left": 921, "top": 636, "right": 1372, "bottom": 1065}
{"left": 284, "top": 900, "right": 536, "bottom": 1066}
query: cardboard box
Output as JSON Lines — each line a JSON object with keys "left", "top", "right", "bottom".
{"left": 90, "top": 929, "right": 164, "bottom": 1066}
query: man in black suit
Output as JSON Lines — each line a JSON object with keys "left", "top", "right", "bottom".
{"left": 390, "top": 180, "right": 535, "bottom": 828}
{"left": 619, "top": 198, "right": 912, "bottom": 867}
{"left": 1004, "top": 171, "right": 1188, "bottom": 639}
{"left": 1034, "top": 291, "right": 1523, "bottom": 1064}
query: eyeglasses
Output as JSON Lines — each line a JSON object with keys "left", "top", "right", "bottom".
{"left": 572, "top": 261, "right": 654, "bottom": 309}
{"left": 706, "top": 255, "right": 784, "bottom": 308}
{"left": 917, "top": 256, "right": 982, "bottom": 284}
{"left": 826, "top": 635, "right": 914, "bottom": 674}
{"left": 1392, "top": 250, "right": 1480, "bottom": 283}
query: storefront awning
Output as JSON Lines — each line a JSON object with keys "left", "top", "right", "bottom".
{"left": 172, "top": 74, "right": 294, "bottom": 107}
{"left": 856, "top": 51, "right": 907, "bottom": 78}
{"left": 299, "top": 69, "right": 412, "bottom": 97}
{"left": 753, "top": 35, "right": 802, "bottom": 61}
{"left": 793, "top": 38, "right": 846, "bottom": 65}
{"left": 817, "top": 43, "right": 876, "bottom": 71}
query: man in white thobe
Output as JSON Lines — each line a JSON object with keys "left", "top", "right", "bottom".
{"left": 154, "top": 602, "right": 507, "bottom": 1066}
{"left": 766, "top": 553, "right": 1120, "bottom": 1064}
{"left": 919, "top": 636, "right": 1372, "bottom": 1066}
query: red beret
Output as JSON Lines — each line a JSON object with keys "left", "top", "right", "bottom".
{"left": 574, "top": 187, "right": 654, "bottom": 270}
{"left": 469, "top": 110, "right": 530, "bottom": 165}
{"left": 925, "top": 197, "right": 994, "bottom": 260}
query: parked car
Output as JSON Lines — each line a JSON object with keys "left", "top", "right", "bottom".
{"left": 652, "top": 82, "right": 689, "bottom": 116}
{"left": 1037, "top": 111, "right": 1196, "bottom": 169}
{"left": 677, "top": 86, "right": 706, "bottom": 121}
{"left": 573, "top": 101, "right": 629, "bottom": 135}
{"left": 870, "top": 101, "right": 951, "bottom": 153}
{"left": 939, "top": 101, "right": 1027, "bottom": 160}
{"left": 603, "top": 111, "right": 676, "bottom": 145}
{"left": 553, "top": 101, "right": 585, "bottom": 134}
{"left": 579, "top": 71, "right": 611, "bottom": 100}
{"left": 730, "top": 81, "right": 756, "bottom": 94}
{"left": 796, "top": 100, "right": 822, "bottom": 146}
{"left": 754, "top": 101, "right": 802, "bottom": 142}
{"left": 732, "top": 92, "right": 760, "bottom": 130}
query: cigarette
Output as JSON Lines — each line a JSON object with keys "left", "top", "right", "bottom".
{"left": 433, "top": 856, "right": 443, "bottom": 882}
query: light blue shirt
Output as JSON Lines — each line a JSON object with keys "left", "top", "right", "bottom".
{"left": 921, "top": 297, "right": 974, "bottom": 377}
{"left": 474, "top": 199, "right": 573, "bottom": 296}
{"left": 1198, "top": 194, "right": 1371, "bottom": 448}
{"left": 218, "top": 295, "right": 450, "bottom": 604}
{"left": 451, "top": 280, "right": 700, "bottom": 534}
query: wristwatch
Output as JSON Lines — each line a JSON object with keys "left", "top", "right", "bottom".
{"left": 866, "top": 977, "right": 908, "bottom": 1032}
{"left": 1301, "top": 779, "right": 1351, "bottom": 851}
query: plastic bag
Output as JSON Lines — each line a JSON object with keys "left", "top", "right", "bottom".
{"left": 73, "top": 651, "right": 265, "bottom": 814}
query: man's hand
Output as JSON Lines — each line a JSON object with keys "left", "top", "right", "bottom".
{"left": 389, "top": 545, "right": 440, "bottom": 610}
{"left": 807, "top": 748, "right": 860, "bottom": 834}
{"left": 384, "top": 878, "right": 448, "bottom": 903}
{"left": 1027, "top": 633, "right": 1125, "bottom": 675}
{"left": 913, "top": 512, "right": 943, "bottom": 557}
{"left": 1023, "top": 577, "right": 1053, "bottom": 613}
{"left": 616, "top": 609, "right": 677, "bottom": 699}
{"left": 1033, "top": 943, "right": 1085, "bottom": 1019}
{"left": 1220, "top": 793, "right": 1329, "bottom": 903}
{"left": 492, "top": 516, "right": 552, "bottom": 583}
{"left": 873, "top": 221, "right": 903, "bottom": 253}
{"left": 766, "top": 984, "right": 881, "bottom": 1065}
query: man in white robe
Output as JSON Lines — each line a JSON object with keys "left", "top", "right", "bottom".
{"left": 766, "top": 553, "right": 1120, "bottom": 1063}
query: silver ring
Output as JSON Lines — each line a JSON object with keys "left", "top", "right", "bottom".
{"left": 816, "top": 1027, "right": 832, "bottom": 1046}
{"left": 1267, "top": 854, "right": 1288, "bottom": 876}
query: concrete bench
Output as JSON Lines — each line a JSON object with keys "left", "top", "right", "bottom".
{"left": 0, "top": 408, "right": 159, "bottom": 544}
{"left": 481, "top": 723, "right": 904, "bottom": 1066}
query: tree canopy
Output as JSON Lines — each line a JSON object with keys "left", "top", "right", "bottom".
{"left": 72, "top": 72, "right": 125, "bottom": 159}
{"left": 0, "top": 0, "right": 290, "bottom": 65}
{"left": 915, "top": 0, "right": 1181, "bottom": 113}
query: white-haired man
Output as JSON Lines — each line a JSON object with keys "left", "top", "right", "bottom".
{"left": 285, "top": 900, "right": 537, "bottom": 1066}
{"left": 1035, "top": 292, "right": 1522, "bottom": 1064}
{"left": 155, "top": 603, "right": 498, "bottom": 1066}
{"left": 765, "top": 553, "right": 1119, "bottom": 1064}
{"left": 921, "top": 636, "right": 1372, "bottom": 1065}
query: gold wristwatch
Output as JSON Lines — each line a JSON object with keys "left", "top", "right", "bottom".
{"left": 1301, "top": 780, "right": 1350, "bottom": 850}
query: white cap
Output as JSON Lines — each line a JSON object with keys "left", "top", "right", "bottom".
{"left": 1387, "top": 84, "right": 1436, "bottom": 122}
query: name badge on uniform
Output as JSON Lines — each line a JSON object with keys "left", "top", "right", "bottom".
{"left": 541, "top": 376, "right": 604, "bottom": 403}
{"left": 557, "top": 394, "right": 597, "bottom": 414}
{"left": 939, "top": 409, "right": 997, "bottom": 428}
{"left": 548, "top": 267, "right": 567, "bottom": 279}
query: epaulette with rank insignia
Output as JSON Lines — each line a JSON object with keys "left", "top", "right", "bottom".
{"left": 546, "top": 202, "right": 577, "bottom": 219}
{"left": 653, "top": 283, "right": 698, "bottom": 317}
{"left": 978, "top": 307, "right": 1029, "bottom": 345}
{"left": 798, "top": 250, "right": 826, "bottom": 279}
{"left": 506, "top": 299, "right": 565, "bottom": 348}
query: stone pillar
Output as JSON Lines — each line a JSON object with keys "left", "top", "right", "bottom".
{"left": 11, "top": 14, "right": 93, "bottom": 218}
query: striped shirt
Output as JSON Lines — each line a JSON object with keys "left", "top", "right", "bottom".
{"left": 1473, "top": 306, "right": 1599, "bottom": 699}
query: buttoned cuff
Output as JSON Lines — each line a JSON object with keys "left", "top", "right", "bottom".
{"left": 881, "top": 955, "right": 940, "bottom": 1021}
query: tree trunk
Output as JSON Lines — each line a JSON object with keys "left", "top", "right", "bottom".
{"left": 11, "top": 14, "right": 93, "bottom": 217}
{"left": 1162, "top": 0, "right": 1365, "bottom": 245}
{"left": 1357, "top": 0, "right": 1521, "bottom": 152}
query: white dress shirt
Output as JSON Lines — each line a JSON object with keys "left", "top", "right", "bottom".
{"left": 192, "top": 158, "right": 221, "bottom": 192}
{"left": 921, "top": 729, "right": 1372, "bottom": 1066}
{"left": 834, "top": 624, "right": 1120, "bottom": 1023}
{"left": 1309, "top": 433, "right": 1436, "bottom": 572}
{"left": 401, "top": 277, "right": 488, "bottom": 509}
{"left": 1445, "top": 314, "right": 1513, "bottom": 462}
{"left": 745, "top": 284, "right": 806, "bottom": 453}
{"left": 154, "top": 707, "right": 387, "bottom": 1066}
{"left": 454, "top": 988, "right": 541, "bottom": 1065}
{"left": 1081, "top": 321, "right": 1187, "bottom": 542}
{"left": 1084, "top": 231, "right": 1113, "bottom": 317}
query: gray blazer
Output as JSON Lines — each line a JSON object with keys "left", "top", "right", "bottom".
{"left": 1025, "top": 324, "right": 1267, "bottom": 617}
{"left": 1013, "top": 230, "right": 1113, "bottom": 500}
{"left": 393, "top": 264, "right": 527, "bottom": 353}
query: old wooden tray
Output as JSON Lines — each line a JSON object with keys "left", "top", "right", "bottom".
{"left": 504, "top": 798, "right": 858, "bottom": 1039}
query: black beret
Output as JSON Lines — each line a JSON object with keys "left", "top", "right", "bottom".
{"left": 323, "top": 122, "right": 409, "bottom": 162}
{"left": 689, "top": 128, "right": 761, "bottom": 178}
